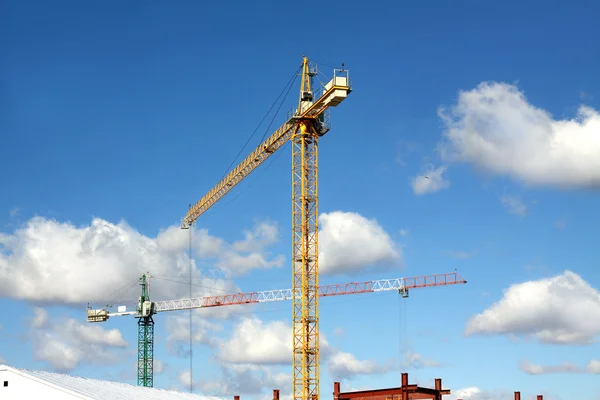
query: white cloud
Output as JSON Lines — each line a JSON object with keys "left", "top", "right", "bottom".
{"left": 204, "top": 315, "right": 397, "bottom": 397}
{"left": 587, "top": 360, "right": 600, "bottom": 374}
{"left": 9, "top": 207, "right": 20, "bottom": 218}
{"left": 500, "top": 195, "right": 527, "bottom": 216}
{"left": 154, "top": 359, "right": 166, "bottom": 375}
{"left": 319, "top": 211, "right": 402, "bottom": 276}
{"left": 411, "top": 165, "right": 451, "bottom": 195}
{"left": 217, "top": 317, "right": 292, "bottom": 365}
{"left": 216, "top": 316, "right": 332, "bottom": 365}
{"left": 406, "top": 352, "right": 440, "bottom": 369}
{"left": 178, "top": 370, "right": 193, "bottom": 388}
{"left": 437, "top": 81, "right": 600, "bottom": 189}
{"left": 399, "top": 229, "right": 409, "bottom": 237}
{"left": 216, "top": 252, "right": 284, "bottom": 277}
{"left": 0, "top": 216, "right": 282, "bottom": 305}
{"left": 0, "top": 355, "right": 5, "bottom": 364}
{"left": 327, "top": 351, "right": 393, "bottom": 380}
{"left": 159, "top": 219, "right": 284, "bottom": 278}
{"left": 451, "top": 387, "right": 482, "bottom": 399}
{"left": 165, "top": 313, "right": 225, "bottom": 356}
{"left": 446, "top": 387, "right": 511, "bottom": 400}
{"left": 520, "top": 360, "right": 580, "bottom": 375}
{"left": 232, "top": 221, "right": 279, "bottom": 252}
{"left": 28, "top": 307, "right": 127, "bottom": 372}
{"left": 199, "top": 364, "right": 291, "bottom": 397}
{"left": 520, "top": 359, "right": 600, "bottom": 375}
{"left": 465, "top": 270, "right": 600, "bottom": 344}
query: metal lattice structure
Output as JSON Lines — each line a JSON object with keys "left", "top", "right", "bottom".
{"left": 291, "top": 60, "right": 321, "bottom": 400}
{"left": 151, "top": 272, "right": 466, "bottom": 312}
{"left": 137, "top": 316, "right": 154, "bottom": 387}
{"left": 88, "top": 271, "right": 467, "bottom": 388}
{"left": 179, "top": 55, "right": 351, "bottom": 400}
{"left": 136, "top": 274, "right": 154, "bottom": 387}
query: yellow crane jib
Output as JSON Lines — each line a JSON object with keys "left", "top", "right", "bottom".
{"left": 181, "top": 57, "right": 351, "bottom": 229}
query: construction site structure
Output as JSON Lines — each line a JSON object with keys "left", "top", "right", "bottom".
{"left": 334, "top": 373, "right": 450, "bottom": 400}
{"left": 230, "top": 374, "right": 547, "bottom": 400}
{"left": 86, "top": 271, "right": 467, "bottom": 388}
{"left": 179, "top": 55, "right": 351, "bottom": 400}
{"left": 333, "top": 376, "right": 547, "bottom": 400}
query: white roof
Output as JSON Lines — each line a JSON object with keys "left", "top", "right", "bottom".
{"left": 0, "top": 364, "right": 229, "bottom": 400}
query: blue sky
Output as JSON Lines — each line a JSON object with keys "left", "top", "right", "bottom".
{"left": 1, "top": 0, "right": 600, "bottom": 399}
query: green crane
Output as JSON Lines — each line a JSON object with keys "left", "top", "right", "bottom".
{"left": 86, "top": 271, "right": 466, "bottom": 388}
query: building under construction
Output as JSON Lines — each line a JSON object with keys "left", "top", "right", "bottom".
{"left": 238, "top": 373, "right": 548, "bottom": 400}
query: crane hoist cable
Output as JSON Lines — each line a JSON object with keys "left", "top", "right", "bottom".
{"left": 218, "top": 65, "right": 301, "bottom": 182}
{"left": 188, "top": 224, "right": 193, "bottom": 393}
{"left": 99, "top": 278, "right": 139, "bottom": 309}
{"left": 200, "top": 67, "right": 300, "bottom": 220}
{"left": 397, "top": 289, "right": 409, "bottom": 380}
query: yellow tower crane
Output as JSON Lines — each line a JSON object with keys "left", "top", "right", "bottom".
{"left": 180, "top": 56, "right": 351, "bottom": 400}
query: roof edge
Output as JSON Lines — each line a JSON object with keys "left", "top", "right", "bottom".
{"left": 0, "top": 364, "right": 89, "bottom": 399}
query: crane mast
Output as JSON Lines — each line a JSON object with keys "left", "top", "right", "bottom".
{"left": 136, "top": 274, "right": 154, "bottom": 387}
{"left": 292, "top": 56, "right": 321, "bottom": 400}
{"left": 179, "top": 56, "right": 351, "bottom": 400}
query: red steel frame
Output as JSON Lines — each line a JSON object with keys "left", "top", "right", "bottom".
{"left": 232, "top": 378, "right": 547, "bottom": 400}
{"left": 333, "top": 373, "right": 449, "bottom": 400}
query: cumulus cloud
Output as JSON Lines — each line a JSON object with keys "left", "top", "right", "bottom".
{"left": 165, "top": 313, "right": 225, "bottom": 356}
{"left": 328, "top": 351, "right": 394, "bottom": 380}
{"left": 154, "top": 359, "right": 166, "bottom": 375}
{"left": 405, "top": 352, "right": 440, "bottom": 369}
{"left": 218, "top": 317, "right": 291, "bottom": 365}
{"left": 28, "top": 307, "right": 127, "bottom": 372}
{"left": 411, "top": 165, "right": 451, "bottom": 195}
{"left": 178, "top": 370, "right": 193, "bottom": 389}
{"left": 446, "top": 387, "right": 510, "bottom": 400}
{"left": 437, "top": 81, "right": 600, "bottom": 189}
{"left": 500, "top": 195, "right": 527, "bottom": 216}
{"left": 0, "top": 216, "right": 283, "bottom": 305}
{"left": 587, "top": 360, "right": 600, "bottom": 374}
{"left": 465, "top": 271, "right": 600, "bottom": 344}
{"left": 199, "top": 364, "right": 290, "bottom": 397}
{"left": 202, "top": 315, "right": 397, "bottom": 397}
{"left": 216, "top": 316, "right": 332, "bottom": 365}
{"left": 319, "top": 211, "right": 402, "bottom": 276}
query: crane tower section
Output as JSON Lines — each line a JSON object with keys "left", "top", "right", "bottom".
{"left": 290, "top": 57, "right": 350, "bottom": 400}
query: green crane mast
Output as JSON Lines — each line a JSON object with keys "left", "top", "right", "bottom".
{"left": 136, "top": 274, "right": 154, "bottom": 387}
